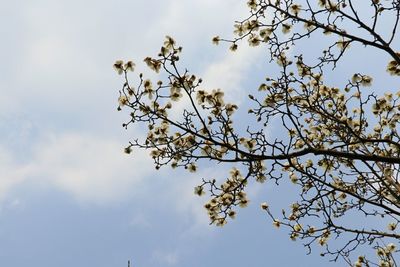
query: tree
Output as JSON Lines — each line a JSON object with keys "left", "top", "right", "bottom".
{"left": 114, "top": 1, "right": 400, "bottom": 266}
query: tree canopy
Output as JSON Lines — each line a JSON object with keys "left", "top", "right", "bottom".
{"left": 115, "top": 1, "right": 400, "bottom": 266}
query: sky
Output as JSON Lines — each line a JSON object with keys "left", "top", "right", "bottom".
{"left": 1, "top": 1, "right": 397, "bottom": 267}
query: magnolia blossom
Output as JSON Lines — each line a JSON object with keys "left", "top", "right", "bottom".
{"left": 118, "top": 95, "right": 130, "bottom": 107}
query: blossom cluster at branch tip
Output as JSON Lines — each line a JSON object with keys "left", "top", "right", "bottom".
{"left": 113, "top": 60, "right": 135, "bottom": 75}
{"left": 261, "top": 202, "right": 269, "bottom": 210}
{"left": 247, "top": 0, "right": 257, "bottom": 11}
{"left": 194, "top": 185, "right": 205, "bottom": 196}
{"left": 118, "top": 95, "right": 130, "bottom": 108}
{"left": 212, "top": 36, "right": 220, "bottom": 45}
{"left": 387, "top": 53, "right": 400, "bottom": 75}
{"left": 143, "top": 57, "right": 161, "bottom": 73}
{"left": 387, "top": 222, "right": 397, "bottom": 231}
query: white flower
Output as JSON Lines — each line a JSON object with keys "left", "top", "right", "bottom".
{"left": 282, "top": 24, "right": 292, "bottom": 34}
{"left": 386, "top": 243, "right": 396, "bottom": 253}
{"left": 124, "top": 61, "right": 135, "bottom": 72}
{"left": 212, "top": 36, "right": 220, "bottom": 45}
{"left": 261, "top": 202, "right": 269, "bottom": 210}
{"left": 113, "top": 60, "right": 124, "bottom": 75}
{"left": 294, "top": 224, "right": 302, "bottom": 232}
{"left": 118, "top": 95, "right": 130, "bottom": 107}
{"left": 388, "top": 222, "right": 397, "bottom": 231}
{"left": 194, "top": 185, "right": 205, "bottom": 196}
{"left": 318, "top": 237, "right": 327, "bottom": 246}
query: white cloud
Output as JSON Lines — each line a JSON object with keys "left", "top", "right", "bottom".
{"left": 0, "top": 146, "right": 31, "bottom": 203}
{"left": 0, "top": 132, "right": 154, "bottom": 206}
{"left": 32, "top": 133, "right": 153, "bottom": 205}
{"left": 200, "top": 46, "right": 264, "bottom": 103}
{"left": 0, "top": 0, "right": 265, "bottom": 214}
{"left": 153, "top": 0, "right": 248, "bottom": 38}
{"left": 1, "top": 0, "right": 260, "bottom": 122}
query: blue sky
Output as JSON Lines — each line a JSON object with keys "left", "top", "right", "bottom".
{"left": 1, "top": 1, "right": 397, "bottom": 267}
